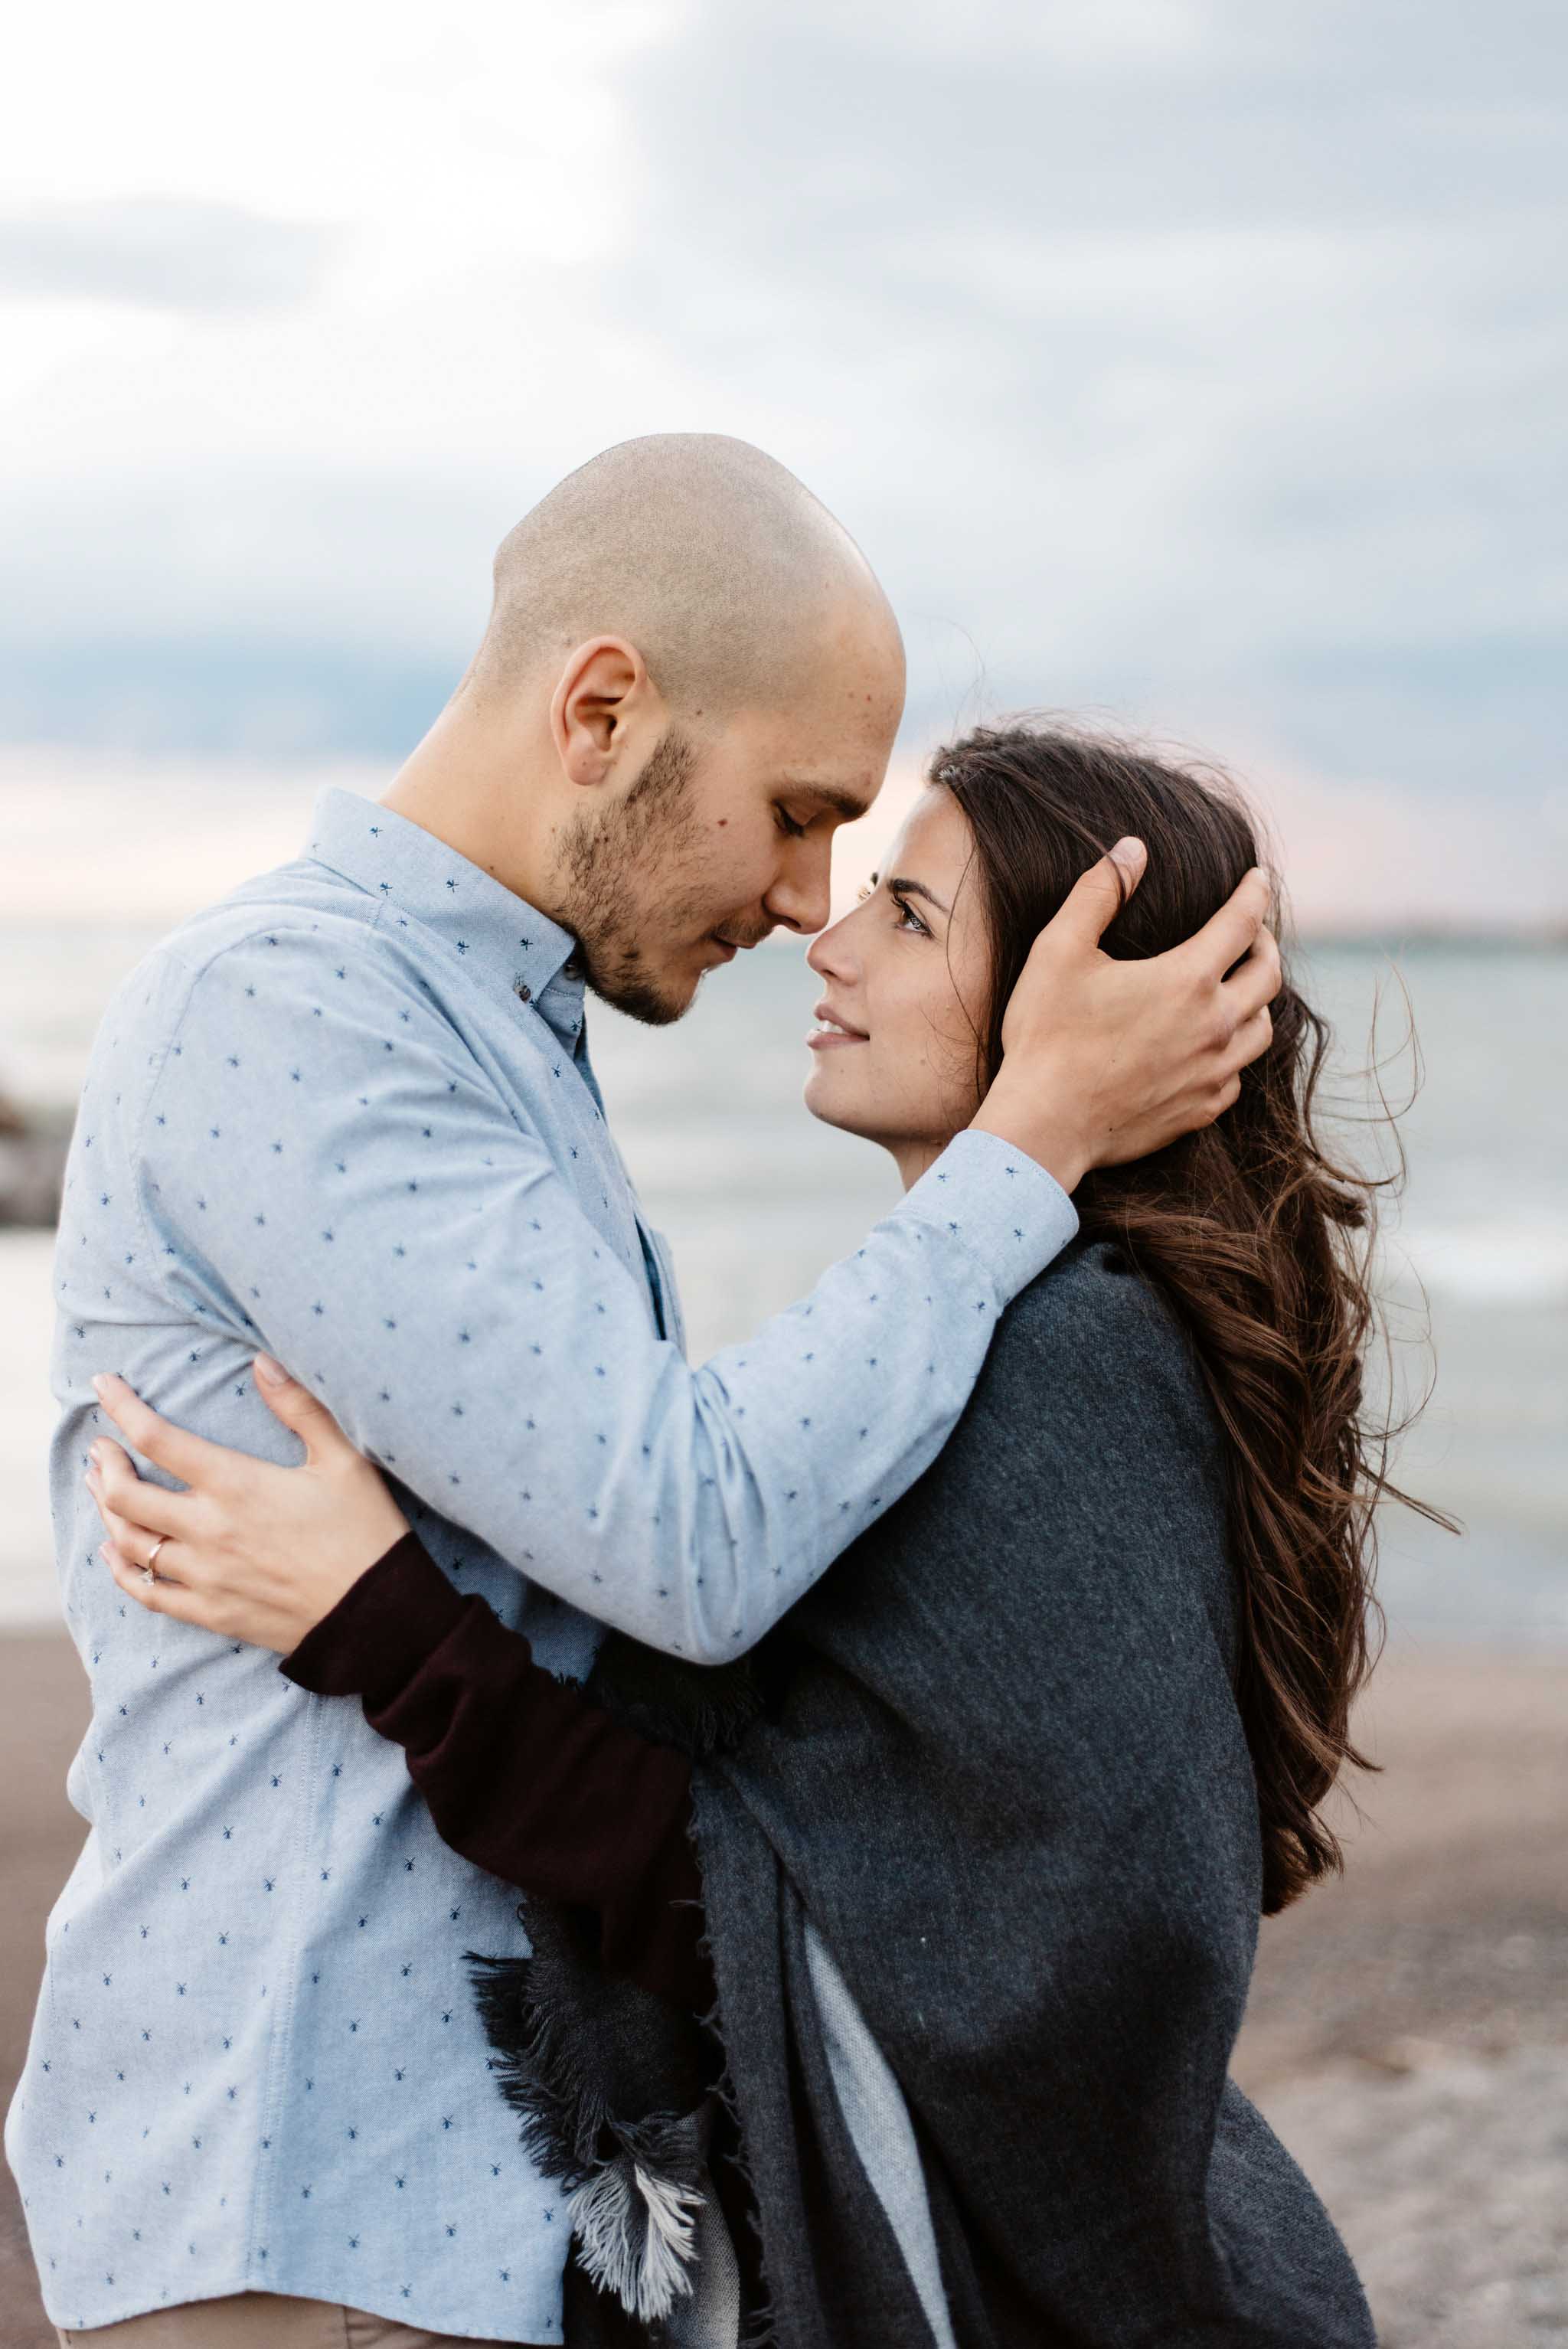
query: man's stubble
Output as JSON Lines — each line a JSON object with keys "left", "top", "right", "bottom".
{"left": 555, "top": 727, "right": 720, "bottom": 1027}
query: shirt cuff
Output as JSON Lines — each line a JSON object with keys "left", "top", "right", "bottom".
{"left": 897, "top": 1128, "right": 1080, "bottom": 1307}
{"left": 280, "top": 1531, "right": 468, "bottom": 1707}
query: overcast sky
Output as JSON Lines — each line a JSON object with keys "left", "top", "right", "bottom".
{"left": 2, "top": 0, "right": 1564, "bottom": 924}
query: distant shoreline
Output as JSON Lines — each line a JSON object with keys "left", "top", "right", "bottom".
{"left": 1295, "top": 926, "right": 1568, "bottom": 952}
{"left": 0, "top": 910, "right": 1563, "bottom": 952}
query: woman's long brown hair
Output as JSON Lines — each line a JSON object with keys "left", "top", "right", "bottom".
{"left": 935, "top": 723, "right": 1455, "bottom": 1915}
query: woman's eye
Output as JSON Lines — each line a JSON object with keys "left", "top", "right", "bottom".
{"left": 891, "top": 893, "right": 929, "bottom": 937}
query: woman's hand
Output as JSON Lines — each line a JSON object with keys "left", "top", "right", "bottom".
{"left": 84, "top": 1357, "right": 410, "bottom": 1653}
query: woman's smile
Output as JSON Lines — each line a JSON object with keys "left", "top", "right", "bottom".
{"left": 808, "top": 1000, "right": 869, "bottom": 1048}
{"left": 802, "top": 787, "right": 994, "bottom": 1188}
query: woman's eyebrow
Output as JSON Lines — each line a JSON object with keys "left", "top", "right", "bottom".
{"left": 883, "top": 874, "right": 952, "bottom": 916}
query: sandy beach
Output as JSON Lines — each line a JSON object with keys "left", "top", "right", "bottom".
{"left": 2, "top": 1633, "right": 1563, "bottom": 2347}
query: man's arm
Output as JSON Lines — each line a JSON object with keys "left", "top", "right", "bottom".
{"left": 133, "top": 923, "right": 1076, "bottom": 1660}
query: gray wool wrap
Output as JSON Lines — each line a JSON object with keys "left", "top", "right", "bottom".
{"left": 482, "top": 1239, "right": 1376, "bottom": 2347}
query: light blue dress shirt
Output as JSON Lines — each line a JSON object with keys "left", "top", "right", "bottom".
{"left": 7, "top": 787, "right": 1077, "bottom": 2339}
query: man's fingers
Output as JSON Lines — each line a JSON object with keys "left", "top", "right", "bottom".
{"left": 1106, "top": 835, "right": 1147, "bottom": 893}
{"left": 1183, "top": 867, "right": 1277, "bottom": 982}
{"left": 1227, "top": 1001, "right": 1274, "bottom": 1073}
{"left": 1048, "top": 838, "right": 1147, "bottom": 948}
{"left": 87, "top": 1440, "right": 191, "bottom": 1537}
{"left": 90, "top": 1373, "right": 222, "bottom": 1488}
{"left": 1219, "top": 929, "right": 1282, "bottom": 1024}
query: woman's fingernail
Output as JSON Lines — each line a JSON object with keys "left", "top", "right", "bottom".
{"left": 91, "top": 1375, "right": 110, "bottom": 1400}
{"left": 253, "top": 1354, "right": 287, "bottom": 1387}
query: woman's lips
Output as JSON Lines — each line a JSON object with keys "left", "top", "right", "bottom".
{"left": 808, "top": 1001, "right": 869, "bottom": 1050}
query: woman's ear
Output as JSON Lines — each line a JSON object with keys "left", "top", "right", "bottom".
{"left": 550, "top": 636, "right": 654, "bottom": 790}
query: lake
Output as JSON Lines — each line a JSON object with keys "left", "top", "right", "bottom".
{"left": 2, "top": 919, "right": 1563, "bottom": 1644}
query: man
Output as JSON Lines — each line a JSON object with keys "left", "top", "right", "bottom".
{"left": 8, "top": 436, "right": 1278, "bottom": 2346}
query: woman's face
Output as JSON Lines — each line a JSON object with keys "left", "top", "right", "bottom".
{"left": 804, "top": 786, "right": 994, "bottom": 1184}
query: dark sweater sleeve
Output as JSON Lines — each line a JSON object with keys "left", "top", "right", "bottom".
{"left": 281, "top": 1533, "right": 714, "bottom": 2013}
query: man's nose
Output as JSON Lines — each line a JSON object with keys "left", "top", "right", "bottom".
{"left": 764, "top": 841, "right": 834, "bottom": 938}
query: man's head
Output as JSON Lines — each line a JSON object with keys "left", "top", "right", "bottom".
{"left": 449, "top": 436, "right": 906, "bottom": 1022}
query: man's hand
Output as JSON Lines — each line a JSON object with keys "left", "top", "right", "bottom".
{"left": 971, "top": 838, "right": 1280, "bottom": 1191}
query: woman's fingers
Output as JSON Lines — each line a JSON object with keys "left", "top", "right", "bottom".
{"left": 104, "top": 1543, "right": 207, "bottom": 1626}
{"left": 91, "top": 1491, "right": 187, "bottom": 1583}
{"left": 87, "top": 1440, "right": 193, "bottom": 1539}
{"left": 251, "top": 1357, "right": 356, "bottom": 1468}
{"left": 90, "top": 1374, "right": 228, "bottom": 1488}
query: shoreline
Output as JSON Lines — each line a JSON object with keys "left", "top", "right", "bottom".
{"left": 2, "top": 1632, "right": 1565, "bottom": 2347}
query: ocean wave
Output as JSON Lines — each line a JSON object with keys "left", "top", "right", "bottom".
{"left": 1387, "top": 1222, "right": 1568, "bottom": 1305}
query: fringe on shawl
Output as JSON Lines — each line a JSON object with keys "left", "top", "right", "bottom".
{"left": 468, "top": 1644, "right": 772, "bottom": 2335}
{"left": 469, "top": 1948, "right": 709, "bottom": 2326}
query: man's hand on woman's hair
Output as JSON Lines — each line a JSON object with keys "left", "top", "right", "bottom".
{"left": 971, "top": 844, "right": 1280, "bottom": 1191}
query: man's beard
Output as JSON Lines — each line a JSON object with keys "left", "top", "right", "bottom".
{"left": 554, "top": 727, "right": 717, "bottom": 1026}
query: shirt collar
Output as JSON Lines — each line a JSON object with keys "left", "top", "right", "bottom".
{"left": 303, "top": 787, "right": 585, "bottom": 1039}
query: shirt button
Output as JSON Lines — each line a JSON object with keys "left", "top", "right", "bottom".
{"left": 564, "top": 959, "right": 582, "bottom": 980}
{"left": 514, "top": 981, "right": 531, "bottom": 1003}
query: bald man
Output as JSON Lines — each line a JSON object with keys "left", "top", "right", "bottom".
{"left": 12, "top": 437, "right": 1279, "bottom": 2347}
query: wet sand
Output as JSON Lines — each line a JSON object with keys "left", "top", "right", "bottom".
{"left": 2, "top": 1633, "right": 1565, "bottom": 2348}
{"left": 1233, "top": 1648, "right": 1568, "bottom": 2345}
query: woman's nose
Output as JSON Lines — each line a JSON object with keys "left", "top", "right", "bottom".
{"left": 806, "top": 911, "right": 857, "bottom": 982}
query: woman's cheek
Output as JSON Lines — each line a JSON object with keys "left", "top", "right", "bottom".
{"left": 929, "top": 1018, "right": 986, "bottom": 1131}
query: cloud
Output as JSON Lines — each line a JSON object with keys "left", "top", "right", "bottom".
{"left": 0, "top": 639, "right": 459, "bottom": 760}
{"left": 0, "top": 198, "right": 336, "bottom": 312}
{"left": 0, "top": 0, "right": 1562, "bottom": 922}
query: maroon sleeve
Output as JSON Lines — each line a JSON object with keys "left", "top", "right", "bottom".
{"left": 281, "top": 1532, "right": 714, "bottom": 2013}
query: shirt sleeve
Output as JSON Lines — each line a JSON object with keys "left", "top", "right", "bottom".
{"left": 136, "top": 922, "right": 1080, "bottom": 1659}
{"left": 282, "top": 1533, "right": 713, "bottom": 2012}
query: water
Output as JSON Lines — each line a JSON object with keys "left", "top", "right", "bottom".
{"left": 2, "top": 920, "right": 1563, "bottom": 1644}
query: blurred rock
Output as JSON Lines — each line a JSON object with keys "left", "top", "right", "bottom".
{"left": 0, "top": 1099, "right": 68, "bottom": 1228}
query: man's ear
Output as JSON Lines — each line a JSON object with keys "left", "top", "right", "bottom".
{"left": 550, "top": 636, "right": 655, "bottom": 790}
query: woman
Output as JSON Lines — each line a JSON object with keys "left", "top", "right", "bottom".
{"left": 89, "top": 725, "right": 1436, "bottom": 2347}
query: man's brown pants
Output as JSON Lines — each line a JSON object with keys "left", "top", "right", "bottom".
{"left": 57, "top": 2289, "right": 529, "bottom": 2349}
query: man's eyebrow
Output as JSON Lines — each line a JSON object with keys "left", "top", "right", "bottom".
{"left": 882, "top": 874, "right": 952, "bottom": 916}
{"left": 779, "top": 778, "right": 874, "bottom": 822}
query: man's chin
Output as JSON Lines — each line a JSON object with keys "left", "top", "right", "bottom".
{"left": 586, "top": 962, "right": 700, "bottom": 1027}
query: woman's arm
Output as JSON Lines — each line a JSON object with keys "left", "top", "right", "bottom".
{"left": 87, "top": 1370, "right": 712, "bottom": 2006}
{"left": 282, "top": 1533, "right": 712, "bottom": 2013}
